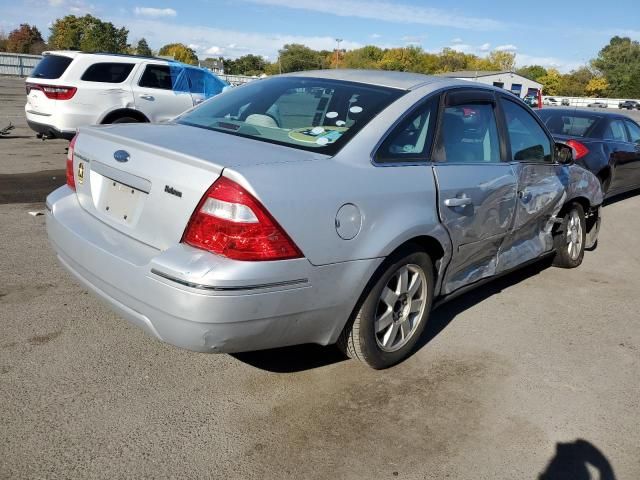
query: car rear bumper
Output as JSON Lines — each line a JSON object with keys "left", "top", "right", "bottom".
{"left": 45, "top": 186, "right": 381, "bottom": 353}
{"left": 26, "top": 119, "right": 75, "bottom": 140}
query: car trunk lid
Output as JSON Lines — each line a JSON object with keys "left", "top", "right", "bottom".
{"left": 72, "top": 123, "right": 325, "bottom": 251}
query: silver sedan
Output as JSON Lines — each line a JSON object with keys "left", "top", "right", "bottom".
{"left": 46, "top": 70, "right": 603, "bottom": 369}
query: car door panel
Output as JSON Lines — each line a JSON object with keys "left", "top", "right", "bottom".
{"left": 431, "top": 90, "right": 517, "bottom": 295}
{"left": 496, "top": 96, "right": 559, "bottom": 272}
{"left": 434, "top": 164, "right": 517, "bottom": 293}
{"left": 132, "top": 62, "right": 194, "bottom": 122}
{"left": 623, "top": 120, "right": 640, "bottom": 190}
{"left": 498, "top": 163, "right": 565, "bottom": 272}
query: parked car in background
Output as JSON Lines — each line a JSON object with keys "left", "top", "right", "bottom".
{"left": 537, "top": 108, "right": 640, "bottom": 197}
{"left": 25, "top": 51, "right": 229, "bottom": 140}
{"left": 587, "top": 101, "right": 608, "bottom": 108}
{"left": 544, "top": 97, "right": 561, "bottom": 106}
{"left": 46, "top": 71, "right": 603, "bottom": 369}
{"left": 618, "top": 100, "right": 640, "bottom": 110}
{"left": 523, "top": 94, "right": 539, "bottom": 108}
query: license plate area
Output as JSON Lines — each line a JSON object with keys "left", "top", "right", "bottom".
{"left": 94, "top": 177, "right": 145, "bottom": 225}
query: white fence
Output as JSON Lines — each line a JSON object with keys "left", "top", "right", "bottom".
{"left": 0, "top": 53, "right": 42, "bottom": 77}
{"left": 543, "top": 96, "right": 640, "bottom": 108}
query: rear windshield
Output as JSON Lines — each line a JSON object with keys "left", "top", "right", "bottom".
{"left": 31, "top": 55, "right": 73, "bottom": 79}
{"left": 538, "top": 111, "right": 599, "bottom": 137}
{"left": 177, "top": 77, "right": 405, "bottom": 155}
{"left": 81, "top": 63, "right": 134, "bottom": 83}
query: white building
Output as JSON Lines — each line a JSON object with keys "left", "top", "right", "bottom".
{"left": 437, "top": 70, "right": 542, "bottom": 98}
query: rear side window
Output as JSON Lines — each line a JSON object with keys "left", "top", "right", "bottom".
{"left": 376, "top": 97, "right": 438, "bottom": 164}
{"left": 502, "top": 99, "right": 552, "bottom": 162}
{"left": 625, "top": 120, "right": 640, "bottom": 143}
{"left": 539, "top": 112, "right": 598, "bottom": 137}
{"left": 81, "top": 63, "right": 134, "bottom": 83}
{"left": 434, "top": 103, "right": 501, "bottom": 163}
{"left": 604, "top": 119, "right": 628, "bottom": 142}
{"left": 30, "top": 55, "right": 73, "bottom": 79}
{"left": 139, "top": 64, "right": 188, "bottom": 92}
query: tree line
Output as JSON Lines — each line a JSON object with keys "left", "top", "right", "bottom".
{"left": 1, "top": 14, "right": 638, "bottom": 98}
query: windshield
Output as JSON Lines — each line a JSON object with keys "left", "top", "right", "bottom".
{"left": 177, "top": 77, "right": 405, "bottom": 154}
{"left": 538, "top": 111, "right": 600, "bottom": 137}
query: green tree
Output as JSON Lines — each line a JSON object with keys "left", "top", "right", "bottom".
{"left": 341, "top": 45, "right": 384, "bottom": 69}
{"left": 436, "top": 48, "right": 472, "bottom": 72}
{"left": 557, "top": 67, "right": 594, "bottom": 96}
{"left": 6, "top": 24, "right": 45, "bottom": 54}
{"left": 591, "top": 36, "right": 640, "bottom": 98}
{"left": 378, "top": 46, "right": 430, "bottom": 72}
{"left": 537, "top": 68, "right": 562, "bottom": 95}
{"left": 585, "top": 77, "right": 609, "bottom": 97}
{"left": 48, "top": 15, "right": 128, "bottom": 53}
{"left": 158, "top": 43, "right": 198, "bottom": 65}
{"left": 135, "top": 38, "right": 152, "bottom": 56}
{"left": 224, "top": 54, "right": 266, "bottom": 75}
{"left": 277, "top": 44, "right": 325, "bottom": 72}
{"left": 517, "top": 65, "right": 547, "bottom": 81}
{"left": 0, "top": 30, "right": 7, "bottom": 52}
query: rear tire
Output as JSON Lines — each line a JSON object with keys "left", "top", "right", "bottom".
{"left": 338, "top": 246, "right": 434, "bottom": 369}
{"left": 110, "top": 116, "right": 139, "bottom": 124}
{"left": 552, "top": 203, "right": 586, "bottom": 269}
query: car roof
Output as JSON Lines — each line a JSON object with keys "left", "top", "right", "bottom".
{"left": 280, "top": 69, "right": 470, "bottom": 91}
{"left": 539, "top": 107, "right": 632, "bottom": 121}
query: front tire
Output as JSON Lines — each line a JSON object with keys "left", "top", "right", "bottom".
{"left": 338, "top": 246, "right": 434, "bottom": 369}
{"left": 553, "top": 203, "right": 586, "bottom": 268}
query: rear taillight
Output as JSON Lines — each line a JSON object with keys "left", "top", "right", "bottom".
{"left": 566, "top": 140, "right": 589, "bottom": 160}
{"left": 66, "top": 134, "right": 78, "bottom": 190}
{"left": 26, "top": 83, "right": 77, "bottom": 100}
{"left": 182, "top": 177, "right": 303, "bottom": 261}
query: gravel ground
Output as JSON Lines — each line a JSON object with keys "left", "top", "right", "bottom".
{"left": 1, "top": 76, "right": 639, "bottom": 479}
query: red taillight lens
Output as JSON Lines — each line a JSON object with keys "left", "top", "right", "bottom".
{"left": 566, "top": 139, "right": 589, "bottom": 160}
{"left": 26, "top": 83, "right": 77, "bottom": 100}
{"left": 66, "top": 134, "right": 78, "bottom": 190}
{"left": 182, "top": 177, "right": 303, "bottom": 261}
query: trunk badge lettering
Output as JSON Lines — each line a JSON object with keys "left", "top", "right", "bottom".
{"left": 165, "top": 185, "right": 182, "bottom": 198}
{"left": 77, "top": 162, "right": 84, "bottom": 184}
{"left": 113, "top": 150, "right": 130, "bottom": 163}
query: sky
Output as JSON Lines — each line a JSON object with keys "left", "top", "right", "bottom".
{"left": 1, "top": 0, "right": 640, "bottom": 72}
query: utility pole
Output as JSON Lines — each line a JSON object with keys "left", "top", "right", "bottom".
{"left": 335, "top": 38, "right": 342, "bottom": 69}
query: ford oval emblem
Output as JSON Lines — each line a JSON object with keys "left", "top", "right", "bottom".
{"left": 113, "top": 150, "right": 130, "bottom": 163}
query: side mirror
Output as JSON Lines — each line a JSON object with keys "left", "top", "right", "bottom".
{"left": 555, "top": 143, "right": 574, "bottom": 164}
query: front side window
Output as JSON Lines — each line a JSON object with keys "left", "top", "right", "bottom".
{"left": 139, "top": 64, "right": 188, "bottom": 92}
{"left": 604, "top": 120, "right": 628, "bottom": 142}
{"left": 502, "top": 99, "right": 552, "bottom": 162}
{"left": 177, "top": 77, "right": 405, "bottom": 154}
{"left": 625, "top": 120, "right": 640, "bottom": 143}
{"left": 186, "top": 68, "right": 225, "bottom": 97}
{"left": 434, "top": 103, "right": 501, "bottom": 163}
{"left": 375, "top": 97, "right": 438, "bottom": 164}
{"left": 81, "top": 63, "right": 134, "bottom": 83}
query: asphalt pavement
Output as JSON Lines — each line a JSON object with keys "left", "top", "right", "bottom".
{"left": 1, "top": 76, "right": 639, "bottom": 479}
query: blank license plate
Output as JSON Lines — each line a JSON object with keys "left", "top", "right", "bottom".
{"left": 102, "top": 179, "right": 142, "bottom": 224}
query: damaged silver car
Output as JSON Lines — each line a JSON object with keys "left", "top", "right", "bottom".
{"left": 46, "top": 71, "right": 603, "bottom": 369}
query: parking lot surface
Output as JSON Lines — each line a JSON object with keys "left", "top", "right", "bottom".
{"left": 1, "top": 76, "right": 639, "bottom": 479}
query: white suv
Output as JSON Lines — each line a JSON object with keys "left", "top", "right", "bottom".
{"left": 25, "top": 51, "right": 228, "bottom": 140}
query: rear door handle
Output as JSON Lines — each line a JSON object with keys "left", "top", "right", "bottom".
{"left": 139, "top": 94, "right": 154, "bottom": 100}
{"left": 444, "top": 195, "right": 472, "bottom": 208}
